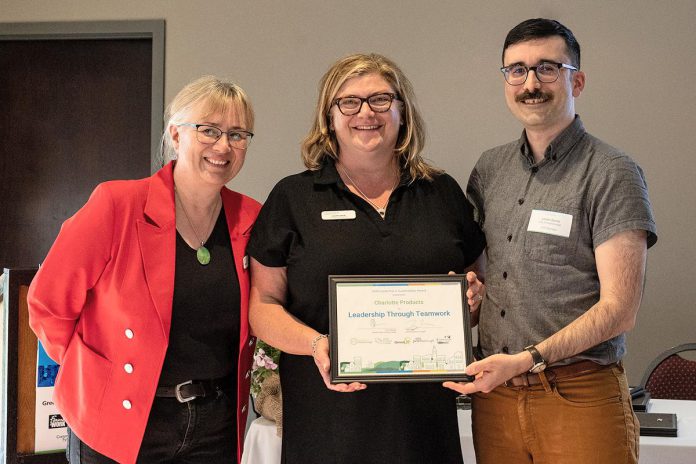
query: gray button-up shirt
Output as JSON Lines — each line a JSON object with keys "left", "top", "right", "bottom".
{"left": 467, "top": 116, "right": 657, "bottom": 365}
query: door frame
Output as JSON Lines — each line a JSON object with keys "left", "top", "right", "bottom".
{"left": 0, "top": 20, "right": 165, "bottom": 173}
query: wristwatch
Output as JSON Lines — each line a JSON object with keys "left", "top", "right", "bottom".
{"left": 524, "top": 345, "right": 547, "bottom": 374}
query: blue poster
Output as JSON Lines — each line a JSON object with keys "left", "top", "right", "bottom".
{"left": 36, "top": 342, "right": 59, "bottom": 387}
{"left": 35, "top": 341, "right": 66, "bottom": 452}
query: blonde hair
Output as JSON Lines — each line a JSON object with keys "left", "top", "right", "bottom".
{"left": 159, "top": 75, "right": 254, "bottom": 166}
{"left": 301, "top": 53, "right": 441, "bottom": 181}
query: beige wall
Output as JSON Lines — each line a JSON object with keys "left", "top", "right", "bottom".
{"left": 3, "top": 0, "right": 695, "bottom": 384}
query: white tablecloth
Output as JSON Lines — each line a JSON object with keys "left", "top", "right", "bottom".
{"left": 638, "top": 399, "right": 696, "bottom": 464}
{"left": 241, "top": 417, "right": 281, "bottom": 464}
{"left": 242, "top": 399, "right": 696, "bottom": 463}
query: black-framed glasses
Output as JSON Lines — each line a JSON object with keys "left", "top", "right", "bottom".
{"left": 500, "top": 61, "right": 578, "bottom": 86}
{"left": 177, "top": 123, "right": 254, "bottom": 149}
{"left": 332, "top": 93, "right": 400, "bottom": 116}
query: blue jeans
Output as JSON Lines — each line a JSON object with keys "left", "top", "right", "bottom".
{"left": 67, "top": 387, "right": 237, "bottom": 463}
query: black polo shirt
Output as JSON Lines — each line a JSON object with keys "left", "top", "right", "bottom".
{"left": 246, "top": 158, "right": 485, "bottom": 464}
{"left": 249, "top": 159, "right": 485, "bottom": 333}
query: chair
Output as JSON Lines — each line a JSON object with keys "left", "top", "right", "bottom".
{"left": 641, "top": 343, "right": 696, "bottom": 400}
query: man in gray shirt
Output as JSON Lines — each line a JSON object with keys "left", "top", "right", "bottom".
{"left": 445, "top": 18, "right": 657, "bottom": 464}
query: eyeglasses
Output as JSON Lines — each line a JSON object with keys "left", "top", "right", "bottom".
{"left": 177, "top": 123, "right": 253, "bottom": 149}
{"left": 500, "top": 61, "right": 578, "bottom": 86}
{"left": 332, "top": 93, "right": 400, "bottom": 116}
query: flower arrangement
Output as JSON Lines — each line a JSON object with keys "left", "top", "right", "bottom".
{"left": 251, "top": 339, "right": 281, "bottom": 397}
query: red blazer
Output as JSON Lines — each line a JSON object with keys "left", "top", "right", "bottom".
{"left": 28, "top": 162, "right": 261, "bottom": 464}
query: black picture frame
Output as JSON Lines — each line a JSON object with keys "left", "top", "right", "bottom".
{"left": 328, "top": 274, "right": 474, "bottom": 383}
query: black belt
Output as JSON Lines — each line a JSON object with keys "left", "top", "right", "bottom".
{"left": 156, "top": 377, "right": 229, "bottom": 403}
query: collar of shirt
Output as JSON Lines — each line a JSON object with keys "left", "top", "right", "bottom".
{"left": 518, "top": 115, "right": 587, "bottom": 168}
{"left": 314, "top": 157, "right": 341, "bottom": 185}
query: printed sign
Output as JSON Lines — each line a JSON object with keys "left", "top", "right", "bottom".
{"left": 35, "top": 341, "right": 67, "bottom": 452}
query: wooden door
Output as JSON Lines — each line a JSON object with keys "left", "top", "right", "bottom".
{"left": 0, "top": 21, "right": 164, "bottom": 269}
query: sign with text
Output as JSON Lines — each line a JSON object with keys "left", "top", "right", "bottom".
{"left": 329, "top": 275, "right": 474, "bottom": 383}
{"left": 35, "top": 341, "right": 67, "bottom": 453}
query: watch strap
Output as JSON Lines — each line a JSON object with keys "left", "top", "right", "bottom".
{"left": 524, "top": 344, "right": 547, "bottom": 373}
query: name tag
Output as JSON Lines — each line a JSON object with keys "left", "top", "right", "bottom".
{"left": 243, "top": 255, "right": 249, "bottom": 269}
{"left": 527, "top": 209, "right": 573, "bottom": 238}
{"left": 321, "top": 210, "right": 356, "bottom": 221}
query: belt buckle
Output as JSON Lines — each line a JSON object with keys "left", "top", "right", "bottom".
{"left": 175, "top": 380, "right": 196, "bottom": 403}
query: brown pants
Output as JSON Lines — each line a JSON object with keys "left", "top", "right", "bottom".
{"left": 471, "top": 363, "right": 639, "bottom": 464}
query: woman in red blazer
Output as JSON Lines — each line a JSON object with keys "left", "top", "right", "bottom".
{"left": 28, "top": 76, "right": 261, "bottom": 464}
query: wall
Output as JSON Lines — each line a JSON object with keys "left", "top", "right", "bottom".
{"left": 2, "top": 0, "right": 695, "bottom": 385}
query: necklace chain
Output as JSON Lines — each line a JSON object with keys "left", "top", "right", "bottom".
{"left": 175, "top": 187, "right": 220, "bottom": 265}
{"left": 338, "top": 164, "right": 399, "bottom": 218}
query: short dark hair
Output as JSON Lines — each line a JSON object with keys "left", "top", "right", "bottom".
{"left": 502, "top": 18, "right": 581, "bottom": 69}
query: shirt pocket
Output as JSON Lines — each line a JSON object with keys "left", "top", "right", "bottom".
{"left": 523, "top": 205, "right": 581, "bottom": 266}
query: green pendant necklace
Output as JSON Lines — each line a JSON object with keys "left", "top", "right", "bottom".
{"left": 175, "top": 188, "right": 220, "bottom": 265}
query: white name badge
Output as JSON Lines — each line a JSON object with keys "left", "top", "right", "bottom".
{"left": 243, "top": 255, "right": 249, "bottom": 269}
{"left": 321, "top": 210, "right": 356, "bottom": 221}
{"left": 527, "top": 209, "right": 573, "bottom": 238}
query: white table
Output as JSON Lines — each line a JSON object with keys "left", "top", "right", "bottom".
{"left": 241, "top": 417, "right": 281, "bottom": 464}
{"left": 638, "top": 399, "right": 696, "bottom": 463}
{"left": 242, "top": 399, "right": 696, "bottom": 463}
{"left": 458, "top": 399, "right": 696, "bottom": 464}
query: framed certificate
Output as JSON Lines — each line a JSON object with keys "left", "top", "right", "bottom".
{"left": 328, "top": 274, "right": 474, "bottom": 383}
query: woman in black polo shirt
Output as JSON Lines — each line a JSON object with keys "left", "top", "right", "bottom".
{"left": 247, "top": 53, "right": 485, "bottom": 463}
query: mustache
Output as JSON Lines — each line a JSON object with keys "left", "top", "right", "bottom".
{"left": 515, "top": 90, "right": 552, "bottom": 102}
